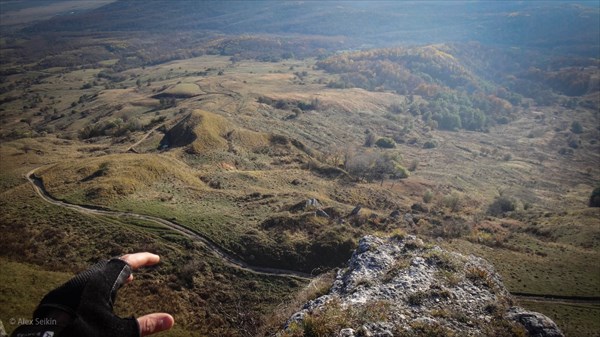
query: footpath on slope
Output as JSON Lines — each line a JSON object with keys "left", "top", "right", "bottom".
{"left": 24, "top": 168, "right": 600, "bottom": 306}
{"left": 26, "top": 167, "right": 312, "bottom": 281}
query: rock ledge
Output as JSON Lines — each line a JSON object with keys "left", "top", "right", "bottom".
{"left": 281, "top": 235, "right": 563, "bottom": 337}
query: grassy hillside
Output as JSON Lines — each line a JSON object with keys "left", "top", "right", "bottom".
{"left": 0, "top": 182, "right": 306, "bottom": 336}
{"left": 160, "top": 110, "right": 270, "bottom": 154}
{"left": 1, "top": 19, "right": 598, "bottom": 335}
{"left": 37, "top": 153, "right": 203, "bottom": 202}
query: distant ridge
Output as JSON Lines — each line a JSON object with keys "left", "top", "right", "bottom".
{"left": 21, "top": 1, "right": 600, "bottom": 54}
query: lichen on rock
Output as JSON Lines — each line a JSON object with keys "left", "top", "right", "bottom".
{"left": 280, "top": 235, "right": 563, "bottom": 337}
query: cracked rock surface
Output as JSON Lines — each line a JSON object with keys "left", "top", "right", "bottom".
{"left": 281, "top": 235, "right": 563, "bottom": 337}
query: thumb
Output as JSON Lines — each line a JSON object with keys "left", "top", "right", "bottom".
{"left": 138, "top": 313, "right": 175, "bottom": 336}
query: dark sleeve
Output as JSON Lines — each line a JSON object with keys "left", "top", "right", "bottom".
{"left": 11, "top": 259, "right": 140, "bottom": 337}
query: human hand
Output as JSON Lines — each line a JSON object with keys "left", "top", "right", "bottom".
{"left": 120, "top": 253, "right": 174, "bottom": 336}
{"left": 10, "top": 252, "right": 174, "bottom": 337}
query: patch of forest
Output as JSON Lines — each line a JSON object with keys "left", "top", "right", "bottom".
{"left": 317, "top": 44, "right": 599, "bottom": 131}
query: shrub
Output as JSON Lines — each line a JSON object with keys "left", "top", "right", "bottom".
{"left": 159, "top": 97, "right": 176, "bottom": 109}
{"left": 297, "top": 98, "right": 320, "bottom": 111}
{"left": 408, "top": 159, "right": 419, "bottom": 172}
{"left": 257, "top": 96, "right": 273, "bottom": 105}
{"left": 438, "top": 270, "right": 461, "bottom": 287}
{"left": 567, "top": 136, "right": 580, "bottom": 149}
{"left": 394, "top": 165, "right": 410, "bottom": 179}
{"left": 425, "top": 250, "right": 460, "bottom": 271}
{"left": 423, "top": 140, "right": 437, "bottom": 149}
{"left": 427, "top": 119, "right": 439, "bottom": 130}
{"left": 388, "top": 228, "right": 407, "bottom": 241}
{"left": 327, "top": 80, "right": 347, "bottom": 89}
{"left": 364, "top": 132, "right": 376, "bottom": 147}
{"left": 145, "top": 116, "right": 166, "bottom": 129}
{"left": 433, "top": 111, "right": 461, "bottom": 131}
{"left": 388, "top": 102, "right": 405, "bottom": 114}
{"left": 571, "top": 121, "right": 583, "bottom": 134}
{"left": 590, "top": 187, "right": 600, "bottom": 207}
{"left": 465, "top": 266, "right": 498, "bottom": 292}
{"left": 274, "top": 100, "right": 289, "bottom": 109}
{"left": 375, "top": 137, "right": 396, "bottom": 148}
{"left": 496, "top": 116, "right": 510, "bottom": 125}
{"left": 423, "top": 190, "right": 434, "bottom": 203}
{"left": 295, "top": 101, "right": 310, "bottom": 111}
{"left": 435, "top": 221, "right": 470, "bottom": 239}
{"left": 487, "top": 196, "right": 516, "bottom": 216}
{"left": 345, "top": 151, "right": 406, "bottom": 182}
{"left": 443, "top": 192, "right": 461, "bottom": 212}
{"left": 270, "top": 134, "right": 290, "bottom": 145}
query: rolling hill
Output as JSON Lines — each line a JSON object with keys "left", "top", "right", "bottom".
{"left": 0, "top": 1, "right": 599, "bottom": 336}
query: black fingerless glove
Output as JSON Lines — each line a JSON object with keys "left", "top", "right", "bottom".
{"left": 11, "top": 258, "right": 140, "bottom": 337}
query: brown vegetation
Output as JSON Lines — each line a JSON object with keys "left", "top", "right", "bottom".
{"left": 0, "top": 37, "right": 598, "bottom": 336}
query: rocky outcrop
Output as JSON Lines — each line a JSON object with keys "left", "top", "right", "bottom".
{"left": 507, "top": 308, "right": 564, "bottom": 337}
{"left": 280, "top": 235, "right": 563, "bottom": 337}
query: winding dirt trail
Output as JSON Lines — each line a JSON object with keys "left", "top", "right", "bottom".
{"left": 26, "top": 167, "right": 313, "bottom": 281}
{"left": 513, "top": 293, "right": 600, "bottom": 306}
{"left": 126, "top": 126, "right": 158, "bottom": 152}
{"left": 25, "top": 168, "right": 598, "bottom": 304}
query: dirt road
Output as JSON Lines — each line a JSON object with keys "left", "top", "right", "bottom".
{"left": 26, "top": 167, "right": 313, "bottom": 281}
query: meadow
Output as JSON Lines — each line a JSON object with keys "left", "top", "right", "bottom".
{"left": 1, "top": 38, "right": 598, "bottom": 335}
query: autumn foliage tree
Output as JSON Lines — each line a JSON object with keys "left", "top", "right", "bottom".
{"left": 344, "top": 150, "right": 408, "bottom": 183}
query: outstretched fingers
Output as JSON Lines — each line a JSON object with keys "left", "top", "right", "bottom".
{"left": 120, "top": 252, "right": 160, "bottom": 270}
{"left": 115, "top": 253, "right": 173, "bottom": 335}
{"left": 120, "top": 252, "right": 160, "bottom": 283}
{"left": 138, "top": 313, "right": 175, "bottom": 336}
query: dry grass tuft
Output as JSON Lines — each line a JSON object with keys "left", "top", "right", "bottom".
{"left": 258, "top": 271, "right": 336, "bottom": 336}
